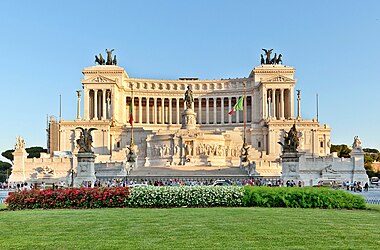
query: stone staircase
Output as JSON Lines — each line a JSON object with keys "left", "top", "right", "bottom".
{"left": 129, "top": 165, "right": 248, "bottom": 178}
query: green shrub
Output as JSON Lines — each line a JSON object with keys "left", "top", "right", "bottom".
{"left": 243, "top": 186, "right": 366, "bottom": 209}
{"left": 127, "top": 186, "right": 244, "bottom": 208}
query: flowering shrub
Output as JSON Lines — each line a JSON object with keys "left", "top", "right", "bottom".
{"left": 5, "top": 186, "right": 366, "bottom": 210}
{"left": 127, "top": 186, "right": 244, "bottom": 208}
{"left": 243, "top": 186, "right": 366, "bottom": 209}
{"left": 5, "top": 187, "right": 130, "bottom": 210}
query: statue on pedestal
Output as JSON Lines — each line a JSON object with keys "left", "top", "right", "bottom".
{"left": 352, "top": 136, "right": 362, "bottom": 149}
{"left": 184, "top": 86, "right": 194, "bottom": 110}
{"left": 15, "top": 136, "right": 26, "bottom": 150}
{"left": 76, "top": 127, "right": 97, "bottom": 153}
{"left": 278, "top": 124, "right": 299, "bottom": 153}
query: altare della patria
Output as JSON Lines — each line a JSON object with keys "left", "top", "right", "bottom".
{"left": 8, "top": 49, "right": 368, "bottom": 186}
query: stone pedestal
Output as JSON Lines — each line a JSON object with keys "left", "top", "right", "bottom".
{"left": 350, "top": 147, "right": 369, "bottom": 184}
{"left": 74, "top": 153, "right": 96, "bottom": 187}
{"left": 281, "top": 152, "right": 301, "bottom": 181}
{"left": 8, "top": 148, "right": 29, "bottom": 183}
{"left": 181, "top": 108, "right": 197, "bottom": 130}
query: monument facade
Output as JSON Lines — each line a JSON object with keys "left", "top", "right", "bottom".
{"left": 10, "top": 49, "right": 351, "bottom": 185}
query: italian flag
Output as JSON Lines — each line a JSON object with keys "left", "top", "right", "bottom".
{"left": 129, "top": 101, "right": 133, "bottom": 126}
{"left": 229, "top": 96, "right": 244, "bottom": 115}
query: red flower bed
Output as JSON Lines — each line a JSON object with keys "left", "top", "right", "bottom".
{"left": 5, "top": 187, "right": 130, "bottom": 210}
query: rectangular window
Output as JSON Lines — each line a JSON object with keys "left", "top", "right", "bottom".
{"left": 258, "top": 141, "right": 261, "bottom": 148}
{"left": 320, "top": 141, "right": 323, "bottom": 147}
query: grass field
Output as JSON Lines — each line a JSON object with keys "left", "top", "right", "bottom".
{"left": 1, "top": 206, "right": 379, "bottom": 249}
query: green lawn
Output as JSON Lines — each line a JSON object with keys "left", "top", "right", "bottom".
{"left": 1, "top": 207, "right": 379, "bottom": 249}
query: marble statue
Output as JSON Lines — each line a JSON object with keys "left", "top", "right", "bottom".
{"left": 353, "top": 136, "right": 362, "bottom": 149}
{"left": 15, "top": 136, "right": 26, "bottom": 150}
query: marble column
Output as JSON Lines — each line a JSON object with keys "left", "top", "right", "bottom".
{"left": 271, "top": 89, "right": 276, "bottom": 119}
{"left": 213, "top": 98, "right": 217, "bottom": 124}
{"left": 176, "top": 98, "right": 180, "bottom": 124}
{"left": 154, "top": 98, "right": 157, "bottom": 124}
{"left": 251, "top": 95, "right": 255, "bottom": 122}
{"left": 94, "top": 90, "right": 98, "bottom": 120}
{"left": 76, "top": 90, "right": 81, "bottom": 120}
{"left": 262, "top": 88, "right": 267, "bottom": 120}
{"left": 236, "top": 96, "right": 239, "bottom": 123}
{"left": 290, "top": 88, "right": 295, "bottom": 119}
{"left": 280, "top": 89, "right": 285, "bottom": 119}
{"left": 146, "top": 97, "right": 150, "bottom": 124}
{"left": 228, "top": 97, "right": 232, "bottom": 124}
{"left": 169, "top": 98, "right": 172, "bottom": 124}
{"left": 198, "top": 98, "right": 202, "bottom": 124}
{"left": 84, "top": 88, "right": 89, "bottom": 120}
{"left": 206, "top": 98, "right": 210, "bottom": 124}
{"left": 221, "top": 97, "right": 224, "bottom": 124}
{"left": 139, "top": 97, "right": 142, "bottom": 123}
{"left": 161, "top": 98, "right": 165, "bottom": 124}
{"left": 102, "top": 90, "right": 106, "bottom": 120}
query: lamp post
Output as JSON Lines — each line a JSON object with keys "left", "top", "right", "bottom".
{"left": 241, "top": 81, "right": 249, "bottom": 163}
{"left": 71, "top": 168, "right": 75, "bottom": 187}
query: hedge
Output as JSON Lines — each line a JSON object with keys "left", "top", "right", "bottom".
{"left": 5, "top": 186, "right": 366, "bottom": 210}
{"left": 243, "top": 186, "right": 366, "bottom": 209}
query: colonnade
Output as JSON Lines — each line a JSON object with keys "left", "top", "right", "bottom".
{"left": 83, "top": 89, "right": 112, "bottom": 120}
{"left": 263, "top": 88, "right": 293, "bottom": 120}
{"left": 127, "top": 96, "right": 254, "bottom": 125}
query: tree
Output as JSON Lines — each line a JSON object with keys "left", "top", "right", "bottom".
{"left": 330, "top": 144, "right": 351, "bottom": 158}
{"left": 1, "top": 147, "right": 47, "bottom": 162}
{"left": 0, "top": 161, "right": 12, "bottom": 182}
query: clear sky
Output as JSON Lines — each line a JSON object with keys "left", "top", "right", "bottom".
{"left": 0, "top": 0, "right": 379, "bottom": 161}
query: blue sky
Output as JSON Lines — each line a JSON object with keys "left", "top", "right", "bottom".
{"left": 0, "top": 0, "right": 379, "bottom": 161}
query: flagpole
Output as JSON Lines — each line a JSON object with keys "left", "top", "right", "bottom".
{"left": 243, "top": 81, "right": 247, "bottom": 145}
{"left": 130, "top": 83, "right": 134, "bottom": 147}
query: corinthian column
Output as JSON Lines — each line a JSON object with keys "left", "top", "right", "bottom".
{"left": 169, "top": 98, "right": 172, "bottom": 124}
{"left": 154, "top": 98, "right": 157, "bottom": 124}
{"left": 228, "top": 97, "right": 232, "bottom": 124}
{"left": 139, "top": 97, "right": 142, "bottom": 123}
{"left": 146, "top": 97, "right": 150, "bottom": 124}
{"left": 94, "top": 90, "right": 98, "bottom": 120}
{"left": 198, "top": 98, "right": 202, "bottom": 124}
{"left": 280, "top": 89, "right": 285, "bottom": 119}
{"left": 176, "top": 98, "right": 180, "bottom": 124}
{"left": 213, "top": 98, "right": 217, "bottom": 124}
{"left": 221, "top": 98, "right": 224, "bottom": 124}
{"left": 206, "top": 98, "right": 210, "bottom": 124}
{"left": 76, "top": 90, "right": 82, "bottom": 120}
{"left": 271, "top": 89, "right": 276, "bottom": 119}
{"left": 102, "top": 90, "right": 106, "bottom": 120}
{"left": 84, "top": 88, "right": 90, "bottom": 120}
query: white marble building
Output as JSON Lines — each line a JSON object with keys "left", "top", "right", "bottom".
{"left": 43, "top": 61, "right": 331, "bottom": 177}
{"left": 10, "top": 57, "right": 344, "bottom": 183}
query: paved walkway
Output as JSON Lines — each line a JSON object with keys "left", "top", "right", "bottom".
{"left": 350, "top": 188, "right": 380, "bottom": 204}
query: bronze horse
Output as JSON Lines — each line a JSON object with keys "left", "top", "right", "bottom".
{"left": 95, "top": 53, "right": 105, "bottom": 65}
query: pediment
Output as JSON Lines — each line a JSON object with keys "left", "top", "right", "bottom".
{"left": 82, "top": 75, "right": 116, "bottom": 84}
{"left": 262, "top": 75, "right": 295, "bottom": 83}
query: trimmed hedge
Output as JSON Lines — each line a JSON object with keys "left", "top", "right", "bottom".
{"left": 243, "top": 186, "right": 366, "bottom": 209}
{"left": 5, "top": 186, "right": 366, "bottom": 210}
{"left": 5, "top": 187, "right": 130, "bottom": 210}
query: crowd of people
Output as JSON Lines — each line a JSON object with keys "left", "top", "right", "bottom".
{"left": 2, "top": 178, "right": 371, "bottom": 191}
